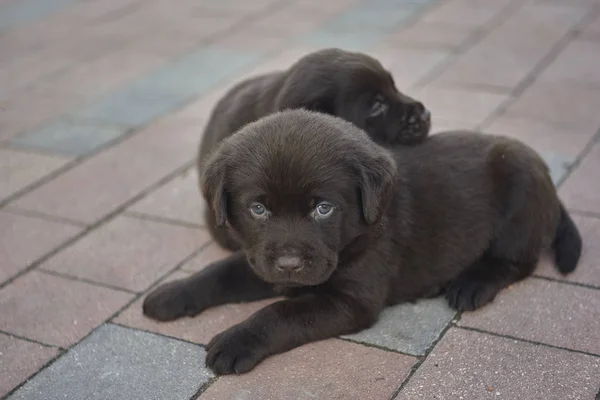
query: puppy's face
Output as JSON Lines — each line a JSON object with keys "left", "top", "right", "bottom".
{"left": 277, "top": 48, "right": 431, "bottom": 145}
{"left": 201, "top": 111, "right": 397, "bottom": 286}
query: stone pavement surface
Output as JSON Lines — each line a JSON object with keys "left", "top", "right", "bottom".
{"left": 1, "top": 0, "right": 600, "bottom": 398}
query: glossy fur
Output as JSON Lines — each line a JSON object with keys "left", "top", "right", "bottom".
{"left": 198, "top": 48, "right": 431, "bottom": 251}
{"left": 144, "top": 110, "right": 581, "bottom": 375}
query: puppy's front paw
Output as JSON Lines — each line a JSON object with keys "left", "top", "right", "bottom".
{"left": 142, "top": 279, "right": 203, "bottom": 321}
{"left": 205, "top": 326, "right": 269, "bottom": 375}
{"left": 445, "top": 277, "right": 499, "bottom": 312}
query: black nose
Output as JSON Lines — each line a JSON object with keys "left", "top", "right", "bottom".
{"left": 275, "top": 255, "right": 303, "bottom": 272}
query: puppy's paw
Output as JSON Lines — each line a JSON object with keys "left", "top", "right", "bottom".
{"left": 445, "top": 277, "right": 499, "bottom": 311}
{"left": 142, "top": 279, "right": 203, "bottom": 321}
{"left": 205, "top": 326, "right": 268, "bottom": 375}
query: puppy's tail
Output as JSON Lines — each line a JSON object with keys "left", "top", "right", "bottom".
{"left": 552, "top": 203, "right": 581, "bottom": 274}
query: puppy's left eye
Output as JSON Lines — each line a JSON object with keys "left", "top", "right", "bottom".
{"left": 370, "top": 94, "right": 387, "bottom": 117}
{"left": 313, "top": 202, "right": 334, "bottom": 219}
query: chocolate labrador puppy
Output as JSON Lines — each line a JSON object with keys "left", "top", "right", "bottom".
{"left": 198, "top": 48, "right": 431, "bottom": 251}
{"left": 144, "top": 110, "right": 581, "bottom": 375}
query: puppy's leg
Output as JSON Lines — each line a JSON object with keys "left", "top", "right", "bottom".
{"left": 143, "top": 252, "right": 275, "bottom": 321}
{"left": 205, "top": 292, "right": 379, "bottom": 375}
{"left": 445, "top": 253, "right": 537, "bottom": 311}
{"left": 204, "top": 206, "right": 241, "bottom": 251}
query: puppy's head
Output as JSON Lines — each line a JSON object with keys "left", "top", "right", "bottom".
{"left": 275, "top": 48, "right": 431, "bottom": 145}
{"left": 201, "top": 110, "right": 397, "bottom": 286}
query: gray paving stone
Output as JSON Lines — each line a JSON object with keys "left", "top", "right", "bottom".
{"left": 10, "top": 117, "right": 129, "bottom": 156}
{"left": 342, "top": 297, "right": 456, "bottom": 356}
{"left": 0, "top": 0, "right": 77, "bottom": 31}
{"left": 8, "top": 324, "right": 213, "bottom": 400}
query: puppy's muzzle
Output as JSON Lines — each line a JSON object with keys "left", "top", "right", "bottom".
{"left": 275, "top": 255, "right": 304, "bottom": 272}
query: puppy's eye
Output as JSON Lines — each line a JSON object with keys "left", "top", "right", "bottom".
{"left": 250, "top": 202, "right": 269, "bottom": 219}
{"left": 370, "top": 94, "right": 387, "bottom": 117}
{"left": 314, "top": 202, "right": 334, "bottom": 219}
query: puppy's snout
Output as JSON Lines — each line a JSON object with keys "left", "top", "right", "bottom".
{"left": 420, "top": 107, "right": 431, "bottom": 122}
{"left": 275, "top": 255, "right": 304, "bottom": 272}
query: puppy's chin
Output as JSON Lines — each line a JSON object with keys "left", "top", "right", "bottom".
{"left": 247, "top": 256, "right": 338, "bottom": 287}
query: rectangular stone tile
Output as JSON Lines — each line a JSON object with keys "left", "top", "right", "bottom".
{"left": 40, "top": 216, "right": 208, "bottom": 292}
{"left": 420, "top": 0, "right": 514, "bottom": 28}
{"left": 128, "top": 167, "right": 204, "bottom": 225}
{"left": 0, "top": 271, "right": 133, "bottom": 347}
{"left": 579, "top": 12, "right": 600, "bottom": 41}
{"left": 11, "top": 117, "right": 201, "bottom": 224}
{"left": 459, "top": 278, "right": 600, "bottom": 355}
{"left": 300, "top": 29, "right": 387, "bottom": 52}
{"left": 0, "top": 0, "right": 78, "bottom": 31}
{"left": 536, "top": 215, "right": 600, "bottom": 287}
{"left": 0, "top": 211, "right": 80, "bottom": 284}
{"left": 433, "top": 3, "right": 588, "bottom": 89}
{"left": 115, "top": 270, "right": 281, "bottom": 345}
{"left": 180, "top": 242, "right": 233, "bottom": 273}
{"left": 386, "top": 20, "right": 474, "bottom": 50}
{"left": 0, "top": 333, "right": 59, "bottom": 398}
{"left": 0, "top": 148, "right": 70, "bottom": 201}
{"left": 327, "top": 4, "right": 420, "bottom": 32}
{"left": 246, "top": 2, "right": 336, "bottom": 36}
{"left": 559, "top": 142, "right": 600, "bottom": 213}
{"left": 202, "top": 339, "right": 416, "bottom": 400}
{"left": 7, "top": 324, "right": 213, "bottom": 400}
{"left": 483, "top": 115, "right": 596, "bottom": 158}
{"left": 10, "top": 117, "right": 130, "bottom": 156}
{"left": 343, "top": 297, "right": 456, "bottom": 356}
{"left": 538, "top": 40, "right": 600, "bottom": 86}
{"left": 396, "top": 328, "right": 600, "bottom": 400}
{"left": 412, "top": 86, "right": 507, "bottom": 127}
{"left": 502, "top": 81, "right": 600, "bottom": 131}
{"left": 539, "top": 152, "right": 574, "bottom": 185}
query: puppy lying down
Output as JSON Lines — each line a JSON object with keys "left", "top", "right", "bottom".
{"left": 144, "top": 110, "right": 581, "bottom": 375}
{"left": 198, "top": 48, "right": 431, "bottom": 251}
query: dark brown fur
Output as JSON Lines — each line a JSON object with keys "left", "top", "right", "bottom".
{"left": 144, "top": 110, "right": 581, "bottom": 375}
{"left": 198, "top": 48, "right": 431, "bottom": 251}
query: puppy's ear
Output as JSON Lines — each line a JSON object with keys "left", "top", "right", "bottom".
{"left": 356, "top": 148, "right": 397, "bottom": 225}
{"left": 199, "top": 150, "right": 229, "bottom": 227}
{"left": 276, "top": 75, "right": 336, "bottom": 115}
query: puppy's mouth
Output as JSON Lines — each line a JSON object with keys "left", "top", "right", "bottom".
{"left": 247, "top": 255, "right": 337, "bottom": 286}
{"left": 401, "top": 110, "right": 431, "bottom": 140}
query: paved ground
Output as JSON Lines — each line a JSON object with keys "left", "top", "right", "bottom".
{"left": 1, "top": 0, "right": 600, "bottom": 398}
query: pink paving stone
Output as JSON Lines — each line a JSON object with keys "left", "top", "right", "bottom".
{"left": 537, "top": 39, "right": 600, "bottom": 86}
{"left": 535, "top": 215, "right": 600, "bottom": 287}
{"left": 458, "top": 278, "right": 600, "bottom": 355}
{"left": 483, "top": 115, "right": 596, "bottom": 158}
{"left": 0, "top": 149, "right": 71, "bottom": 202}
{"left": 202, "top": 339, "right": 416, "bottom": 400}
{"left": 40, "top": 216, "right": 208, "bottom": 292}
{"left": 559, "top": 142, "right": 600, "bottom": 214}
{"left": 411, "top": 85, "right": 507, "bottom": 127}
{"left": 114, "top": 271, "right": 281, "bottom": 345}
{"left": 579, "top": 12, "right": 600, "bottom": 41}
{"left": 212, "top": 28, "right": 290, "bottom": 53}
{"left": 386, "top": 20, "right": 474, "bottom": 50}
{"left": 11, "top": 116, "right": 200, "bottom": 224}
{"left": 0, "top": 211, "right": 81, "bottom": 285}
{"left": 244, "top": 2, "right": 337, "bottom": 37}
{"left": 0, "top": 333, "right": 60, "bottom": 398}
{"left": 396, "top": 328, "right": 600, "bottom": 400}
{"left": 180, "top": 242, "right": 233, "bottom": 273}
{"left": 502, "top": 81, "right": 600, "bottom": 131}
{"left": 0, "top": 271, "right": 133, "bottom": 347}
{"left": 170, "top": 84, "right": 232, "bottom": 125}
{"left": 420, "top": 0, "right": 515, "bottom": 28}
{"left": 432, "top": 2, "right": 588, "bottom": 89}
{"left": 128, "top": 167, "right": 204, "bottom": 226}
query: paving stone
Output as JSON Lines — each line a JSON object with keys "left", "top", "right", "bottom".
{"left": 0, "top": 148, "right": 70, "bottom": 201}
{"left": 10, "top": 117, "right": 130, "bottom": 156}
{"left": 459, "top": 278, "right": 600, "bottom": 355}
{"left": 560, "top": 142, "right": 600, "bottom": 214}
{"left": 0, "top": 271, "right": 132, "bottom": 347}
{"left": 579, "top": 12, "right": 600, "bottom": 42}
{"left": 180, "top": 242, "right": 233, "bottom": 273}
{"left": 202, "top": 338, "right": 416, "bottom": 400}
{"left": 420, "top": 0, "right": 514, "bottom": 28}
{"left": 412, "top": 86, "right": 507, "bottom": 127}
{"left": 11, "top": 117, "right": 201, "bottom": 223}
{"left": 300, "top": 29, "right": 386, "bottom": 52}
{"left": 7, "top": 324, "right": 213, "bottom": 400}
{"left": 539, "top": 151, "right": 575, "bottom": 185}
{"left": 246, "top": 2, "right": 336, "bottom": 36}
{"left": 483, "top": 115, "right": 596, "bottom": 158}
{"left": 128, "top": 167, "right": 204, "bottom": 225}
{"left": 0, "top": 0, "right": 78, "bottom": 31}
{"left": 538, "top": 40, "right": 600, "bottom": 86}
{"left": 0, "top": 333, "right": 60, "bottom": 398}
{"left": 115, "top": 270, "right": 280, "bottom": 345}
{"left": 395, "top": 328, "right": 600, "bottom": 400}
{"left": 327, "top": 4, "right": 419, "bottom": 31}
{"left": 386, "top": 20, "right": 474, "bottom": 49}
{"left": 536, "top": 215, "right": 600, "bottom": 287}
{"left": 41, "top": 215, "right": 207, "bottom": 292}
{"left": 503, "top": 81, "right": 600, "bottom": 131}
{"left": 0, "top": 211, "right": 80, "bottom": 285}
{"left": 433, "top": 3, "right": 588, "bottom": 89}
{"left": 343, "top": 297, "right": 455, "bottom": 356}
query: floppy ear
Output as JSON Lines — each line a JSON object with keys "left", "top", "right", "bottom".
{"left": 199, "top": 150, "right": 229, "bottom": 228}
{"left": 356, "top": 148, "right": 397, "bottom": 225}
{"left": 276, "top": 74, "right": 336, "bottom": 115}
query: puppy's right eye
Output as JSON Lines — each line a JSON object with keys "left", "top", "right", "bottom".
{"left": 249, "top": 202, "right": 269, "bottom": 219}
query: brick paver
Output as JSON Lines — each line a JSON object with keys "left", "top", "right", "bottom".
{"left": 1, "top": 0, "right": 599, "bottom": 398}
